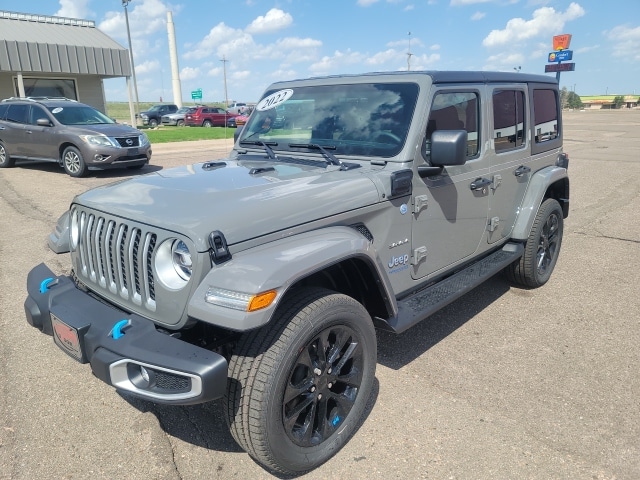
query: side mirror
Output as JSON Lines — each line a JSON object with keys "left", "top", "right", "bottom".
{"left": 418, "top": 130, "right": 467, "bottom": 178}
{"left": 37, "top": 118, "right": 52, "bottom": 127}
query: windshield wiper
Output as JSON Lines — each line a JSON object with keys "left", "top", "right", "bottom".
{"left": 239, "top": 140, "right": 278, "bottom": 160}
{"left": 288, "top": 143, "right": 360, "bottom": 171}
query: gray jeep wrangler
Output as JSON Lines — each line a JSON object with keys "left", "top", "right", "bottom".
{"left": 25, "top": 71, "right": 569, "bottom": 475}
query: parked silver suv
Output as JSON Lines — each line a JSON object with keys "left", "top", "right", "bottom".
{"left": 25, "top": 71, "right": 569, "bottom": 474}
{"left": 0, "top": 97, "right": 151, "bottom": 177}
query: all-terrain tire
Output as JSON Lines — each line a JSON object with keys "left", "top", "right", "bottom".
{"left": 225, "top": 287, "right": 376, "bottom": 475}
{"left": 505, "top": 198, "right": 564, "bottom": 288}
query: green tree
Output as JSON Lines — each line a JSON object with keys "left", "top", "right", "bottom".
{"left": 567, "top": 91, "right": 583, "bottom": 109}
{"left": 613, "top": 95, "right": 625, "bottom": 109}
{"left": 560, "top": 86, "right": 569, "bottom": 109}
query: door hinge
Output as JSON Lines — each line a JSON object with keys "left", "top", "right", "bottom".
{"left": 414, "top": 195, "right": 428, "bottom": 214}
{"left": 491, "top": 174, "right": 502, "bottom": 191}
{"left": 413, "top": 246, "right": 427, "bottom": 265}
{"left": 488, "top": 216, "right": 500, "bottom": 232}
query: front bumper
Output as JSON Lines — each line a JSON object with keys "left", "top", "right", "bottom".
{"left": 24, "top": 263, "right": 228, "bottom": 405}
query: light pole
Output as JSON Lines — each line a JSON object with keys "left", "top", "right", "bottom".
{"left": 122, "top": 0, "right": 140, "bottom": 124}
{"left": 220, "top": 55, "right": 229, "bottom": 108}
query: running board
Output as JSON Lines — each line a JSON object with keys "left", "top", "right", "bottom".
{"left": 375, "top": 243, "right": 523, "bottom": 334}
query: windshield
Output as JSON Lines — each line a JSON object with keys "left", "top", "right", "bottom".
{"left": 238, "top": 82, "right": 419, "bottom": 158}
{"left": 176, "top": 107, "right": 190, "bottom": 114}
{"left": 47, "top": 105, "right": 115, "bottom": 125}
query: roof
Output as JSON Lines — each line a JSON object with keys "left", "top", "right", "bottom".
{"left": 0, "top": 10, "right": 131, "bottom": 77}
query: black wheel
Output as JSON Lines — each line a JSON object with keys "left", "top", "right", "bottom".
{"left": 226, "top": 287, "right": 376, "bottom": 475}
{"left": 176, "top": 119, "right": 185, "bottom": 127}
{"left": 148, "top": 118, "right": 159, "bottom": 128}
{"left": 0, "top": 140, "right": 15, "bottom": 168}
{"left": 203, "top": 120, "right": 212, "bottom": 127}
{"left": 62, "top": 146, "right": 88, "bottom": 177}
{"left": 505, "top": 198, "right": 564, "bottom": 288}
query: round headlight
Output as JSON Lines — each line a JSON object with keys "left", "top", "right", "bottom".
{"left": 154, "top": 238, "right": 192, "bottom": 290}
{"left": 172, "top": 240, "right": 192, "bottom": 281}
{"left": 70, "top": 209, "right": 79, "bottom": 250}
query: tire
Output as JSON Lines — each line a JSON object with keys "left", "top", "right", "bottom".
{"left": 505, "top": 198, "right": 564, "bottom": 288}
{"left": 202, "top": 120, "right": 212, "bottom": 127}
{"left": 0, "top": 140, "right": 15, "bottom": 168}
{"left": 225, "top": 287, "right": 376, "bottom": 475}
{"left": 62, "top": 146, "right": 88, "bottom": 177}
{"left": 176, "top": 119, "right": 185, "bottom": 127}
{"left": 148, "top": 118, "right": 159, "bottom": 128}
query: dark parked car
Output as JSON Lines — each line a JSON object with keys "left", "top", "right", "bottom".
{"left": 0, "top": 97, "right": 151, "bottom": 177}
{"left": 139, "top": 103, "right": 178, "bottom": 127}
{"left": 184, "top": 106, "right": 237, "bottom": 127}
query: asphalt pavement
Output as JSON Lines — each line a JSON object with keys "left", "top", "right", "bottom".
{"left": 1, "top": 110, "right": 639, "bottom": 479}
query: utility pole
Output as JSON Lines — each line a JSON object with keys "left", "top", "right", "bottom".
{"left": 220, "top": 55, "right": 229, "bottom": 107}
{"left": 407, "top": 31, "right": 413, "bottom": 71}
{"left": 122, "top": 0, "right": 140, "bottom": 124}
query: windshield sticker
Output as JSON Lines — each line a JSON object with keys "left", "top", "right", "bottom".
{"left": 52, "top": 107, "right": 63, "bottom": 113}
{"left": 256, "top": 89, "right": 294, "bottom": 111}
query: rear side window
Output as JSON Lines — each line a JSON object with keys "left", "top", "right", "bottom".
{"left": 6, "top": 104, "right": 28, "bottom": 123}
{"left": 533, "top": 89, "right": 558, "bottom": 143}
{"left": 493, "top": 90, "right": 526, "bottom": 152}
{"left": 426, "top": 91, "right": 479, "bottom": 158}
{"left": 0, "top": 103, "right": 8, "bottom": 120}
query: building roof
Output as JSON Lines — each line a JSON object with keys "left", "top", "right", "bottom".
{"left": 0, "top": 10, "right": 131, "bottom": 77}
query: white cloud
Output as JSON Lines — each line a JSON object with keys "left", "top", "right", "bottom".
{"left": 99, "top": 0, "right": 169, "bottom": 41}
{"left": 246, "top": 8, "right": 293, "bottom": 34}
{"left": 309, "top": 50, "right": 367, "bottom": 74}
{"left": 483, "top": 53, "right": 525, "bottom": 70}
{"left": 179, "top": 67, "right": 202, "bottom": 81}
{"left": 483, "top": 2, "right": 585, "bottom": 48}
{"left": 183, "top": 23, "right": 251, "bottom": 60}
{"left": 605, "top": 25, "right": 640, "bottom": 61}
{"left": 55, "top": 0, "right": 94, "bottom": 19}
{"left": 471, "top": 11, "right": 486, "bottom": 21}
{"left": 450, "top": 0, "right": 492, "bottom": 5}
{"left": 409, "top": 52, "right": 441, "bottom": 70}
{"left": 135, "top": 59, "right": 160, "bottom": 75}
{"left": 357, "top": 0, "right": 380, "bottom": 5}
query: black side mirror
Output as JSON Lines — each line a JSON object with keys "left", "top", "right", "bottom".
{"left": 418, "top": 130, "right": 467, "bottom": 178}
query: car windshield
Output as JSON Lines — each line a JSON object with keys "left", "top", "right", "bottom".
{"left": 176, "top": 107, "right": 190, "bottom": 114}
{"left": 238, "top": 82, "right": 419, "bottom": 158}
{"left": 47, "top": 105, "right": 115, "bottom": 125}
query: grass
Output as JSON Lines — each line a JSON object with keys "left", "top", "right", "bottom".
{"left": 106, "top": 101, "right": 237, "bottom": 144}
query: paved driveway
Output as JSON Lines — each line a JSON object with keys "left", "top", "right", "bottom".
{"left": 1, "top": 110, "right": 638, "bottom": 479}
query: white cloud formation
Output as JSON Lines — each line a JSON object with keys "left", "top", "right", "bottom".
{"left": 471, "top": 11, "right": 486, "bottom": 21}
{"left": 483, "top": 2, "right": 585, "bottom": 48}
{"left": 309, "top": 50, "right": 368, "bottom": 74}
{"left": 450, "top": 0, "right": 492, "bottom": 5}
{"left": 606, "top": 25, "right": 640, "bottom": 61}
{"left": 246, "top": 8, "right": 293, "bottom": 34}
{"left": 55, "top": 0, "right": 94, "bottom": 19}
{"left": 357, "top": 0, "right": 380, "bottom": 5}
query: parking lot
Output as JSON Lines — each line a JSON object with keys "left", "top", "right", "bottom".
{"left": 1, "top": 110, "right": 638, "bottom": 479}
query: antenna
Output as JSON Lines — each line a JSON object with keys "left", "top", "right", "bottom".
{"left": 407, "top": 31, "right": 413, "bottom": 71}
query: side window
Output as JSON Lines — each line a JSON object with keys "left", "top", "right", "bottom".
{"left": 533, "top": 89, "right": 558, "bottom": 143}
{"left": 0, "top": 103, "right": 8, "bottom": 120}
{"left": 29, "top": 106, "right": 49, "bottom": 125}
{"left": 5, "top": 104, "right": 29, "bottom": 124}
{"left": 493, "top": 90, "right": 525, "bottom": 152}
{"left": 426, "top": 91, "right": 479, "bottom": 159}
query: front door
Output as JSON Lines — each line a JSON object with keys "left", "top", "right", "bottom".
{"left": 411, "top": 89, "right": 490, "bottom": 279}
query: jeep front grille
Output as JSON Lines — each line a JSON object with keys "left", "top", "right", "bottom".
{"left": 75, "top": 210, "right": 157, "bottom": 311}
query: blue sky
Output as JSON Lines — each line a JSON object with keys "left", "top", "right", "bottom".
{"left": 2, "top": 0, "right": 639, "bottom": 103}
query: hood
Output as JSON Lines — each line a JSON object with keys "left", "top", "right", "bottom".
{"left": 74, "top": 158, "right": 381, "bottom": 251}
{"left": 65, "top": 123, "right": 141, "bottom": 137}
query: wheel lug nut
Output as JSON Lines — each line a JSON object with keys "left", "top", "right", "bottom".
{"left": 327, "top": 368, "right": 332, "bottom": 374}
{"left": 318, "top": 394, "right": 322, "bottom": 400}
{"left": 328, "top": 382, "right": 333, "bottom": 388}
{"left": 310, "top": 386, "right": 316, "bottom": 393}
{"left": 314, "top": 368, "right": 322, "bottom": 376}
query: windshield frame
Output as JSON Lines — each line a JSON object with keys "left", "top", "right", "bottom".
{"left": 238, "top": 81, "right": 419, "bottom": 159}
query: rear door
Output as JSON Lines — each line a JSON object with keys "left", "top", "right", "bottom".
{"left": 1, "top": 104, "right": 30, "bottom": 157}
{"left": 486, "top": 85, "right": 531, "bottom": 243}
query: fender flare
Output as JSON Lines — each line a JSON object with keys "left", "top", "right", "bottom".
{"left": 511, "top": 166, "right": 568, "bottom": 240}
{"left": 187, "top": 226, "right": 393, "bottom": 331}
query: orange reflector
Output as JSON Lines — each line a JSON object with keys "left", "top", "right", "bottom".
{"left": 247, "top": 290, "right": 277, "bottom": 312}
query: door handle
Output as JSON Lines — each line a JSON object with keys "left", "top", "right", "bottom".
{"left": 470, "top": 177, "right": 492, "bottom": 191}
{"left": 514, "top": 165, "right": 531, "bottom": 177}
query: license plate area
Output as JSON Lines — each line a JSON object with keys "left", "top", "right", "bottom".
{"left": 127, "top": 147, "right": 139, "bottom": 156}
{"left": 51, "top": 313, "right": 85, "bottom": 362}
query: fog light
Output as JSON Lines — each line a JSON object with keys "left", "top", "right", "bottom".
{"left": 93, "top": 154, "right": 110, "bottom": 162}
{"left": 140, "top": 366, "right": 150, "bottom": 383}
